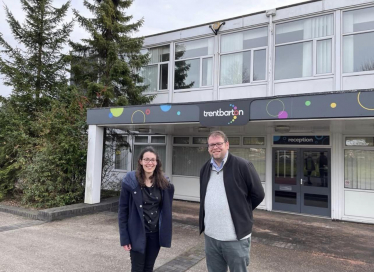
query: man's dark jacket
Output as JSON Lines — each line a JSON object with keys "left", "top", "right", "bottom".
{"left": 199, "top": 153, "right": 265, "bottom": 240}
{"left": 118, "top": 171, "right": 174, "bottom": 253}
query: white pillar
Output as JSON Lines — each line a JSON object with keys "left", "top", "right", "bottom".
{"left": 331, "top": 121, "right": 344, "bottom": 220}
{"left": 334, "top": 10, "right": 342, "bottom": 91}
{"left": 85, "top": 125, "right": 104, "bottom": 204}
{"left": 265, "top": 132, "right": 273, "bottom": 211}
{"left": 266, "top": 9, "right": 276, "bottom": 97}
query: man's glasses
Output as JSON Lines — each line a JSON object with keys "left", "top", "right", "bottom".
{"left": 208, "top": 142, "right": 226, "bottom": 148}
{"left": 142, "top": 158, "right": 157, "bottom": 164}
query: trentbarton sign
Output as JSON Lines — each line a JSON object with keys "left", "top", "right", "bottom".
{"left": 199, "top": 101, "right": 250, "bottom": 126}
{"left": 273, "top": 136, "right": 330, "bottom": 145}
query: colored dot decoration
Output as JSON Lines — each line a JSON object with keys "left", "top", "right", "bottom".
{"left": 145, "top": 109, "right": 150, "bottom": 115}
{"left": 278, "top": 111, "right": 288, "bottom": 119}
{"left": 177, "top": 111, "right": 181, "bottom": 115}
{"left": 228, "top": 104, "right": 241, "bottom": 124}
{"left": 305, "top": 101, "right": 311, "bottom": 106}
{"left": 109, "top": 108, "right": 124, "bottom": 118}
{"left": 331, "top": 103, "right": 337, "bottom": 108}
{"left": 160, "top": 105, "right": 172, "bottom": 112}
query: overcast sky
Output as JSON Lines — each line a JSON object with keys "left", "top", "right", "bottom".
{"left": 0, "top": 0, "right": 308, "bottom": 97}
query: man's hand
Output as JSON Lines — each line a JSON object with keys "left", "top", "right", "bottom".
{"left": 123, "top": 244, "right": 132, "bottom": 251}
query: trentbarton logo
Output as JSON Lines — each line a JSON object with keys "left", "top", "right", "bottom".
{"left": 203, "top": 104, "right": 244, "bottom": 125}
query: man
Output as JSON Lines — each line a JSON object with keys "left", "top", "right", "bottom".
{"left": 199, "top": 131, "right": 265, "bottom": 272}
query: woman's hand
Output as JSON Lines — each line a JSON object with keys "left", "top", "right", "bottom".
{"left": 123, "top": 244, "right": 132, "bottom": 251}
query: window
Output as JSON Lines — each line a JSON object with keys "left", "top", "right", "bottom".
{"left": 132, "top": 136, "right": 166, "bottom": 169}
{"left": 343, "top": 7, "right": 374, "bottom": 73}
{"left": 275, "top": 14, "right": 333, "bottom": 80}
{"left": 346, "top": 137, "right": 374, "bottom": 146}
{"left": 220, "top": 27, "right": 267, "bottom": 85}
{"left": 172, "top": 136, "right": 266, "bottom": 180}
{"left": 140, "top": 45, "right": 170, "bottom": 92}
{"left": 345, "top": 150, "right": 374, "bottom": 190}
{"left": 174, "top": 38, "right": 214, "bottom": 89}
{"left": 172, "top": 137, "right": 210, "bottom": 176}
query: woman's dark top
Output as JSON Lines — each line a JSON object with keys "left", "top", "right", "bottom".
{"left": 142, "top": 184, "right": 162, "bottom": 233}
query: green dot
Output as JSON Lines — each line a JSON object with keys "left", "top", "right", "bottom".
{"left": 305, "top": 101, "right": 311, "bottom": 106}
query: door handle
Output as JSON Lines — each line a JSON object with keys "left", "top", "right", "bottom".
{"left": 301, "top": 179, "right": 303, "bottom": 185}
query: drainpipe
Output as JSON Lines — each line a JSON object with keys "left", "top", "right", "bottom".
{"left": 266, "top": 9, "right": 276, "bottom": 97}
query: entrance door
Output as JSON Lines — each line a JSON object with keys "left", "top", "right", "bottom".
{"left": 273, "top": 148, "right": 331, "bottom": 217}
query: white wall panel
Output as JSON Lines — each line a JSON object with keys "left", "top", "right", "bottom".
{"left": 343, "top": 74, "right": 374, "bottom": 90}
{"left": 243, "top": 13, "right": 268, "bottom": 28}
{"left": 173, "top": 89, "right": 214, "bottom": 103}
{"left": 274, "top": 77, "right": 334, "bottom": 96}
{"left": 274, "top": 1, "right": 324, "bottom": 22}
{"left": 173, "top": 176, "right": 200, "bottom": 202}
{"left": 150, "top": 93, "right": 169, "bottom": 104}
{"left": 345, "top": 190, "right": 374, "bottom": 218}
{"left": 324, "top": 0, "right": 374, "bottom": 10}
{"left": 219, "top": 84, "right": 267, "bottom": 100}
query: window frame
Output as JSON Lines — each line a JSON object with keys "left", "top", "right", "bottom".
{"left": 141, "top": 44, "right": 171, "bottom": 94}
{"left": 274, "top": 13, "right": 335, "bottom": 82}
{"left": 172, "top": 136, "right": 266, "bottom": 179}
{"left": 343, "top": 135, "right": 374, "bottom": 192}
{"left": 112, "top": 134, "right": 130, "bottom": 172}
{"left": 132, "top": 135, "right": 167, "bottom": 169}
{"left": 342, "top": 5, "right": 374, "bottom": 76}
{"left": 173, "top": 37, "right": 215, "bottom": 92}
{"left": 219, "top": 26, "right": 269, "bottom": 87}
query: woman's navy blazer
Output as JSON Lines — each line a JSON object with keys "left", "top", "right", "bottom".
{"left": 118, "top": 171, "right": 174, "bottom": 253}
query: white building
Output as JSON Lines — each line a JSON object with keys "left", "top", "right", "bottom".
{"left": 85, "top": 0, "right": 374, "bottom": 224}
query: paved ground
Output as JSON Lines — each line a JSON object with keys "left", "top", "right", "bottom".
{"left": 0, "top": 200, "right": 373, "bottom": 272}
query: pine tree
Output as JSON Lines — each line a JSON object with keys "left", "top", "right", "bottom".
{"left": 0, "top": 0, "right": 73, "bottom": 108}
{"left": 70, "top": 0, "right": 153, "bottom": 107}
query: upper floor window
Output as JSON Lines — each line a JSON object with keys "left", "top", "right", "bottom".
{"left": 343, "top": 7, "right": 374, "bottom": 73}
{"left": 174, "top": 38, "right": 214, "bottom": 89}
{"left": 275, "top": 14, "right": 333, "bottom": 80}
{"left": 140, "top": 45, "right": 170, "bottom": 92}
{"left": 220, "top": 27, "right": 268, "bottom": 86}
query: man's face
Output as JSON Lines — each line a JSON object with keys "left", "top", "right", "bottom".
{"left": 208, "top": 135, "right": 229, "bottom": 162}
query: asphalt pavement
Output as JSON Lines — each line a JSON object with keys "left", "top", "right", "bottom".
{"left": 0, "top": 200, "right": 373, "bottom": 272}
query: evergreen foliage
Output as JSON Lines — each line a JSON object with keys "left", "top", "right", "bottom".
{"left": 0, "top": 0, "right": 88, "bottom": 207}
{"left": 70, "top": 0, "right": 153, "bottom": 107}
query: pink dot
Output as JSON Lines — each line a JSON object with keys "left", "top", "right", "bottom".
{"left": 278, "top": 111, "right": 288, "bottom": 119}
{"left": 234, "top": 106, "right": 237, "bottom": 110}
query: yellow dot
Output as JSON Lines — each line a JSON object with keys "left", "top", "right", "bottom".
{"left": 331, "top": 103, "right": 337, "bottom": 108}
{"left": 234, "top": 116, "right": 237, "bottom": 119}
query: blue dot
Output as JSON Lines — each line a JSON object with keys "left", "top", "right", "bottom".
{"left": 109, "top": 113, "right": 113, "bottom": 118}
{"left": 160, "top": 105, "right": 172, "bottom": 112}
{"left": 177, "top": 111, "right": 181, "bottom": 115}
{"left": 273, "top": 136, "right": 281, "bottom": 141}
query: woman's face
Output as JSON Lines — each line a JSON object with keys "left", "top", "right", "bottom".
{"left": 140, "top": 151, "right": 157, "bottom": 175}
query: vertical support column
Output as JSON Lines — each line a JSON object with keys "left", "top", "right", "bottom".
{"left": 331, "top": 121, "right": 344, "bottom": 220}
{"left": 213, "top": 35, "right": 220, "bottom": 101}
{"left": 265, "top": 133, "right": 273, "bottom": 211}
{"left": 266, "top": 9, "right": 276, "bottom": 97}
{"left": 334, "top": 10, "right": 342, "bottom": 91}
{"left": 168, "top": 42, "right": 175, "bottom": 103}
{"left": 85, "top": 125, "right": 104, "bottom": 204}
{"left": 165, "top": 135, "right": 173, "bottom": 182}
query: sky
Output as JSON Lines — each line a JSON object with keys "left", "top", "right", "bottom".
{"left": 0, "top": 0, "right": 309, "bottom": 97}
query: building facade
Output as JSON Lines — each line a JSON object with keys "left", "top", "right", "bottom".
{"left": 85, "top": 0, "right": 374, "bottom": 224}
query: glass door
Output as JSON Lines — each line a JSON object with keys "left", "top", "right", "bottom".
{"left": 300, "top": 149, "right": 331, "bottom": 217}
{"left": 273, "top": 148, "right": 331, "bottom": 217}
{"left": 273, "top": 149, "right": 300, "bottom": 213}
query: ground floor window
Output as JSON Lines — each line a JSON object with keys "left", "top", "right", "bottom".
{"left": 133, "top": 135, "right": 167, "bottom": 169}
{"left": 172, "top": 136, "right": 266, "bottom": 180}
{"left": 344, "top": 136, "right": 374, "bottom": 190}
{"left": 344, "top": 149, "right": 374, "bottom": 190}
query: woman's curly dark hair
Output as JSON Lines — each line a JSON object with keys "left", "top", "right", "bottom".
{"left": 135, "top": 146, "right": 169, "bottom": 189}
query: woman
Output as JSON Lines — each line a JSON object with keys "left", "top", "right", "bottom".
{"left": 118, "top": 146, "right": 174, "bottom": 272}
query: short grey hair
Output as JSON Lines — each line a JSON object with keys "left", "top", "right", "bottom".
{"left": 208, "top": 130, "right": 228, "bottom": 142}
